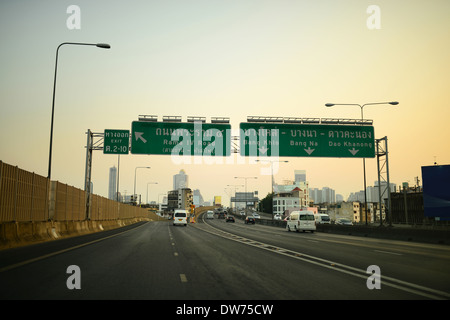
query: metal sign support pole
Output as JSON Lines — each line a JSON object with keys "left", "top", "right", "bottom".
{"left": 84, "top": 130, "right": 104, "bottom": 220}
{"left": 376, "top": 136, "right": 392, "bottom": 227}
{"left": 85, "top": 130, "right": 93, "bottom": 220}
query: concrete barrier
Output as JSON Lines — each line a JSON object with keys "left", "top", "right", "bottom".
{"left": 0, "top": 221, "right": 55, "bottom": 249}
{"left": 316, "top": 224, "right": 450, "bottom": 245}
{"left": 0, "top": 217, "right": 157, "bottom": 250}
{"left": 252, "top": 217, "right": 450, "bottom": 245}
{"left": 0, "top": 222, "right": 19, "bottom": 247}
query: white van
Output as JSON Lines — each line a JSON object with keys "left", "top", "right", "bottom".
{"left": 206, "top": 210, "right": 214, "bottom": 219}
{"left": 315, "top": 213, "right": 331, "bottom": 224}
{"left": 286, "top": 211, "right": 316, "bottom": 233}
{"left": 173, "top": 209, "right": 188, "bottom": 226}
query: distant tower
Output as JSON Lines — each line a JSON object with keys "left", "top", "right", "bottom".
{"left": 173, "top": 169, "right": 188, "bottom": 190}
{"left": 108, "top": 166, "right": 117, "bottom": 200}
{"left": 294, "top": 170, "right": 306, "bottom": 183}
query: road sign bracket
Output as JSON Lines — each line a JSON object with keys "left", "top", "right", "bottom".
{"left": 84, "top": 130, "right": 104, "bottom": 220}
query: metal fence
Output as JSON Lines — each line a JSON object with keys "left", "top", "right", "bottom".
{"left": 0, "top": 161, "right": 152, "bottom": 223}
{"left": 0, "top": 161, "right": 49, "bottom": 222}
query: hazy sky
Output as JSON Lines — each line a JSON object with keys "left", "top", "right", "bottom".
{"left": 1, "top": 0, "right": 449, "bottom": 205}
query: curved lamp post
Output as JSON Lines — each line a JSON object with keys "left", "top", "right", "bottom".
{"left": 147, "top": 182, "right": 158, "bottom": 204}
{"left": 134, "top": 167, "right": 151, "bottom": 205}
{"left": 325, "top": 101, "right": 398, "bottom": 224}
{"left": 255, "top": 159, "right": 289, "bottom": 219}
{"left": 48, "top": 42, "right": 110, "bottom": 180}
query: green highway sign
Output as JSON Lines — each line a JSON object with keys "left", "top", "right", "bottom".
{"left": 131, "top": 121, "right": 231, "bottom": 156}
{"left": 103, "top": 129, "right": 130, "bottom": 154}
{"left": 240, "top": 122, "right": 375, "bottom": 158}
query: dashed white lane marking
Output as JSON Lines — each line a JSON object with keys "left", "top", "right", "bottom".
{"left": 374, "top": 250, "right": 403, "bottom": 256}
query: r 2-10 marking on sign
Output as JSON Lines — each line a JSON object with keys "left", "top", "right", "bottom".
{"left": 103, "top": 129, "right": 130, "bottom": 154}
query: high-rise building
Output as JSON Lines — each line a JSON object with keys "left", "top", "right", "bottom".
{"left": 193, "top": 189, "right": 204, "bottom": 206}
{"left": 310, "top": 188, "right": 322, "bottom": 204}
{"left": 173, "top": 169, "right": 188, "bottom": 190}
{"left": 294, "top": 170, "right": 306, "bottom": 183}
{"left": 322, "top": 187, "right": 335, "bottom": 204}
{"left": 310, "top": 187, "right": 336, "bottom": 204}
{"left": 347, "top": 182, "right": 397, "bottom": 203}
{"left": 108, "top": 166, "right": 117, "bottom": 200}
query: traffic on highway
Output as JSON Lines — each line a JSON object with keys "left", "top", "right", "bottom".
{"left": 1, "top": 208, "right": 449, "bottom": 304}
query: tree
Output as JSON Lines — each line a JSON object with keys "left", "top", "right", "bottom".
{"left": 258, "top": 193, "right": 273, "bottom": 214}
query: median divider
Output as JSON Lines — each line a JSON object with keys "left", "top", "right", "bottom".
{"left": 193, "top": 206, "right": 216, "bottom": 221}
{"left": 252, "top": 217, "right": 450, "bottom": 245}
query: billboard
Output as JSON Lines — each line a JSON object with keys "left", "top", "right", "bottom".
{"left": 421, "top": 165, "right": 450, "bottom": 220}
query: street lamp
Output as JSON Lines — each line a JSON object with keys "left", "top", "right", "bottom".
{"left": 158, "top": 193, "right": 167, "bottom": 212}
{"left": 48, "top": 42, "right": 110, "bottom": 180}
{"left": 134, "top": 166, "right": 151, "bottom": 205}
{"left": 325, "top": 102, "right": 398, "bottom": 118}
{"left": 147, "top": 182, "right": 158, "bottom": 204}
{"left": 325, "top": 101, "right": 398, "bottom": 224}
{"left": 255, "top": 160, "right": 289, "bottom": 219}
{"left": 234, "top": 177, "right": 257, "bottom": 213}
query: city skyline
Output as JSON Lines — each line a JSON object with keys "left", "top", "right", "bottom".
{"left": 1, "top": 1, "right": 449, "bottom": 205}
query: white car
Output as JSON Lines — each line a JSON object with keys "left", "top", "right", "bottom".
{"left": 206, "top": 211, "right": 214, "bottom": 219}
{"left": 274, "top": 214, "right": 281, "bottom": 220}
{"left": 315, "top": 213, "right": 331, "bottom": 224}
{"left": 173, "top": 210, "right": 188, "bottom": 226}
{"left": 252, "top": 213, "right": 260, "bottom": 219}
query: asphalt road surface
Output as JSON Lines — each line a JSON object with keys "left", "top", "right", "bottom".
{"left": 1, "top": 215, "right": 449, "bottom": 300}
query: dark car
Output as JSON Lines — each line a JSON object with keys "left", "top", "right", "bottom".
{"left": 245, "top": 216, "right": 255, "bottom": 224}
{"left": 226, "top": 216, "right": 235, "bottom": 223}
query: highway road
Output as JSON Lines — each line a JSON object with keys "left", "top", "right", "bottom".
{"left": 1, "top": 213, "right": 449, "bottom": 301}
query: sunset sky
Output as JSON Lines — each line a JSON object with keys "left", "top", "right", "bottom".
{"left": 1, "top": 0, "right": 449, "bottom": 205}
